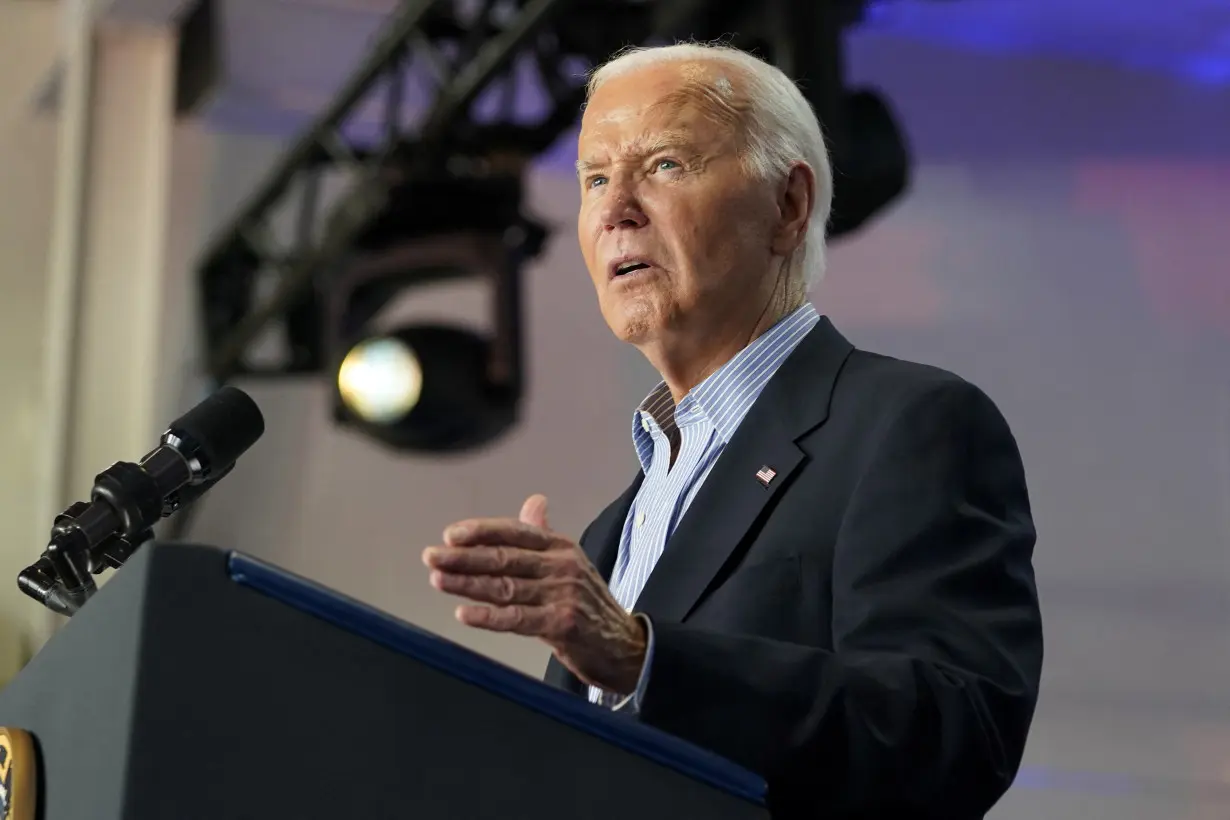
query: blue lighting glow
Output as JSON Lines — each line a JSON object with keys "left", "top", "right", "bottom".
{"left": 862, "top": 0, "right": 1230, "bottom": 87}
{"left": 1179, "top": 54, "right": 1230, "bottom": 85}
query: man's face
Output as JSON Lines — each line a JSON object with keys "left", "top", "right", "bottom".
{"left": 576, "top": 61, "right": 783, "bottom": 346}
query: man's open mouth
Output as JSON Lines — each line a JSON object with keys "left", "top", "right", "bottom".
{"left": 612, "top": 261, "right": 651, "bottom": 278}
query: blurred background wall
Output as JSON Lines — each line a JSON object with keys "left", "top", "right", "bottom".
{"left": 0, "top": 0, "right": 211, "bottom": 668}
{"left": 1, "top": 1, "right": 1228, "bottom": 818}
{"left": 0, "top": 0, "right": 64, "bottom": 675}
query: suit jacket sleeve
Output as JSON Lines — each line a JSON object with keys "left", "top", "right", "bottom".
{"left": 635, "top": 379, "right": 1043, "bottom": 819}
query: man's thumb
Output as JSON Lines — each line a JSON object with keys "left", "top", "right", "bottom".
{"left": 519, "top": 493, "right": 549, "bottom": 529}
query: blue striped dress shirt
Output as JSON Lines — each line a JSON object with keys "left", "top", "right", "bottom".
{"left": 589, "top": 302, "right": 821, "bottom": 707}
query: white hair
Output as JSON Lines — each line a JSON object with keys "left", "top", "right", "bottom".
{"left": 587, "top": 42, "right": 834, "bottom": 288}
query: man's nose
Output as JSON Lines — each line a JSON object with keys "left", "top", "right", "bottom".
{"left": 600, "top": 186, "right": 648, "bottom": 231}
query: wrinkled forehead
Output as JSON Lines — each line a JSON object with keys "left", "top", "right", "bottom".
{"left": 578, "top": 62, "right": 748, "bottom": 158}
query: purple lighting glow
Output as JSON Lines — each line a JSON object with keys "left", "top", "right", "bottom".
{"left": 863, "top": 0, "right": 1230, "bottom": 86}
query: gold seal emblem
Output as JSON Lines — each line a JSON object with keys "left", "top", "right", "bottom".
{"left": 0, "top": 728, "right": 36, "bottom": 820}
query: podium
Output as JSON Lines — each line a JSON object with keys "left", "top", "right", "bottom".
{"left": 0, "top": 544, "right": 767, "bottom": 820}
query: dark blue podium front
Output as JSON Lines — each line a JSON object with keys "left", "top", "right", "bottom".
{"left": 0, "top": 543, "right": 769, "bottom": 820}
{"left": 228, "top": 550, "right": 767, "bottom": 804}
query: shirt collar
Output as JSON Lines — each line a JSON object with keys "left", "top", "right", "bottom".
{"left": 630, "top": 303, "right": 820, "bottom": 470}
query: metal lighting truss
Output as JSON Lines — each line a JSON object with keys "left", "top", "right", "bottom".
{"left": 196, "top": 0, "right": 877, "bottom": 381}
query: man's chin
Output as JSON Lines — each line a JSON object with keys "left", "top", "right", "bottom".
{"left": 603, "top": 286, "right": 679, "bottom": 342}
{"left": 604, "top": 311, "right": 661, "bottom": 346}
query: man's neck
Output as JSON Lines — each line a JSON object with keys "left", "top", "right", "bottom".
{"left": 642, "top": 297, "right": 806, "bottom": 405}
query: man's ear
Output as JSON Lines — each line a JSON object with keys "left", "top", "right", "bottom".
{"left": 772, "top": 162, "right": 816, "bottom": 258}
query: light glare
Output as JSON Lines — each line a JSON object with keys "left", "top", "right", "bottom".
{"left": 337, "top": 337, "right": 423, "bottom": 424}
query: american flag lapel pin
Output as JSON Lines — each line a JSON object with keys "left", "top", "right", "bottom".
{"left": 754, "top": 465, "right": 777, "bottom": 487}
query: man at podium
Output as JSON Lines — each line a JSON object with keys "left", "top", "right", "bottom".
{"left": 422, "top": 43, "right": 1043, "bottom": 820}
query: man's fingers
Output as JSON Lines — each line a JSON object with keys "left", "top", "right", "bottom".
{"left": 455, "top": 604, "right": 553, "bottom": 636}
{"left": 430, "top": 571, "right": 555, "bottom": 607}
{"left": 444, "top": 518, "right": 554, "bottom": 550}
{"left": 519, "top": 494, "right": 550, "bottom": 529}
{"left": 422, "top": 545, "right": 550, "bottom": 577}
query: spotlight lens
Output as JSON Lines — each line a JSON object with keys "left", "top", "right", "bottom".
{"left": 338, "top": 337, "right": 423, "bottom": 424}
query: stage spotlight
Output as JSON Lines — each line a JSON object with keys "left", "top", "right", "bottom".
{"left": 337, "top": 336, "right": 424, "bottom": 424}
{"left": 828, "top": 89, "right": 911, "bottom": 239}
{"left": 325, "top": 173, "right": 544, "bottom": 454}
{"left": 334, "top": 324, "right": 517, "bottom": 453}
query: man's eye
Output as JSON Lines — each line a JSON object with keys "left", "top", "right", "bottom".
{"left": 655, "top": 159, "right": 680, "bottom": 172}
{"left": 587, "top": 175, "right": 607, "bottom": 189}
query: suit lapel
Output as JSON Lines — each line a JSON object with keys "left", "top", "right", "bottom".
{"left": 632, "top": 317, "right": 854, "bottom": 623}
{"left": 631, "top": 417, "right": 803, "bottom": 623}
{"left": 583, "top": 473, "right": 642, "bottom": 581}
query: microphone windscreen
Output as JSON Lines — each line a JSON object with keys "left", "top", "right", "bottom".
{"left": 168, "top": 386, "right": 265, "bottom": 471}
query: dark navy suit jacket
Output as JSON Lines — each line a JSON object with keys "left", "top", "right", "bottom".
{"left": 545, "top": 317, "right": 1043, "bottom": 819}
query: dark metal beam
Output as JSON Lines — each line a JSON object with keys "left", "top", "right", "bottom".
{"left": 202, "top": 0, "right": 864, "bottom": 383}
{"left": 199, "top": 0, "right": 582, "bottom": 382}
{"left": 202, "top": 0, "right": 444, "bottom": 256}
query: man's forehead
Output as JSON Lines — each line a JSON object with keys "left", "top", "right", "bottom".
{"left": 586, "top": 62, "right": 737, "bottom": 117}
{"left": 579, "top": 64, "right": 744, "bottom": 158}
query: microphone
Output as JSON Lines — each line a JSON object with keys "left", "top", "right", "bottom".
{"left": 18, "top": 386, "right": 265, "bottom": 616}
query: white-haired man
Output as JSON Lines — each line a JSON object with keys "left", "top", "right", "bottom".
{"left": 423, "top": 43, "right": 1043, "bottom": 819}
